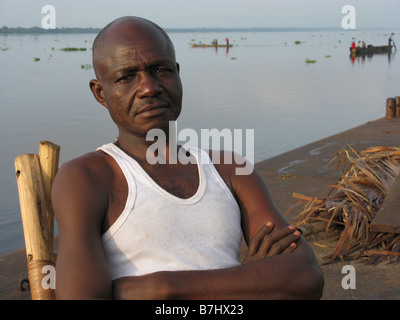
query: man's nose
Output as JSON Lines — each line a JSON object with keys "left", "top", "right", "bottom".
{"left": 136, "top": 72, "right": 163, "bottom": 98}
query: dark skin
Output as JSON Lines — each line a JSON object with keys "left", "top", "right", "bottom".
{"left": 53, "top": 17, "right": 324, "bottom": 299}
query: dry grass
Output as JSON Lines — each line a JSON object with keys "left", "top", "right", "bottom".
{"left": 290, "top": 146, "right": 400, "bottom": 265}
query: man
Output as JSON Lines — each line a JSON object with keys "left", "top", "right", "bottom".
{"left": 53, "top": 16, "right": 324, "bottom": 299}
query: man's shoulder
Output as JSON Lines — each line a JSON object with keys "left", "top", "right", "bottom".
{"left": 59, "top": 150, "right": 110, "bottom": 174}
{"left": 54, "top": 150, "right": 115, "bottom": 190}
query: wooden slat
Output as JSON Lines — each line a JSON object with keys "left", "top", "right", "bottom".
{"left": 39, "top": 141, "right": 60, "bottom": 259}
{"left": 15, "top": 154, "right": 52, "bottom": 261}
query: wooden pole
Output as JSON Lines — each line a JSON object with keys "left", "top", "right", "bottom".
{"left": 296, "top": 221, "right": 329, "bottom": 237}
{"left": 15, "top": 141, "right": 59, "bottom": 300}
{"left": 15, "top": 154, "right": 52, "bottom": 262}
{"left": 395, "top": 96, "right": 400, "bottom": 118}
{"left": 38, "top": 141, "right": 60, "bottom": 258}
{"left": 385, "top": 97, "right": 396, "bottom": 119}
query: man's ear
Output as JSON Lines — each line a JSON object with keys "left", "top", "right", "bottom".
{"left": 176, "top": 62, "right": 180, "bottom": 73}
{"left": 89, "top": 79, "right": 108, "bottom": 109}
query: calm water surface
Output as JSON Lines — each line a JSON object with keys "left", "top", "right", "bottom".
{"left": 0, "top": 30, "right": 399, "bottom": 254}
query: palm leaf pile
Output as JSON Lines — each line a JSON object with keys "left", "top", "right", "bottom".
{"left": 292, "top": 146, "right": 400, "bottom": 265}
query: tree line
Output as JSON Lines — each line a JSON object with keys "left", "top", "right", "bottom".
{"left": 0, "top": 26, "right": 101, "bottom": 34}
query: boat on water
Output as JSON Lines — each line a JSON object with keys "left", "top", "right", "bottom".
{"left": 191, "top": 43, "right": 233, "bottom": 48}
{"left": 350, "top": 45, "right": 392, "bottom": 56}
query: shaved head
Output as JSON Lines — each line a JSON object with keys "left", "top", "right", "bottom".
{"left": 92, "top": 16, "right": 175, "bottom": 80}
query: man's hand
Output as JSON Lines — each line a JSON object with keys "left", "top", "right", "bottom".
{"left": 242, "top": 222, "right": 301, "bottom": 265}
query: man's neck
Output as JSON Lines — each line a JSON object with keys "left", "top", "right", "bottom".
{"left": 115, "top": 133, "right": 179, "bottom": 166}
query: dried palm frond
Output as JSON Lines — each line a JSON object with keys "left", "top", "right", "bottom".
{"left": 292, "top": 146, "right": 400, "bottom": 265}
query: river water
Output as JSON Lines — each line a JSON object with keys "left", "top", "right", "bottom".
{"left": 0, "top": 29, "right": 399, "bottom": 255}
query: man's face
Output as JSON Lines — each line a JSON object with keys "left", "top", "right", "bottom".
{"left": 92, "top": 22, "right": 183, "bottom": 138}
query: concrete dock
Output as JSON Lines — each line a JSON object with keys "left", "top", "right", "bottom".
{"left": 1, "top": 117, "right": 400, "bottom": 300}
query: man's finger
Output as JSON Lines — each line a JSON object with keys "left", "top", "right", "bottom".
{"left": 282, "top": 242, "right": 297, "bottom": 254}
{"left": 247, "top": 221, "right": 274, "bottom": 256}
{"left": 258, "top": 226, "right": 299, "bottom": 257}
{"left": 266, "top": 231, "right": 301, "bottom": 257}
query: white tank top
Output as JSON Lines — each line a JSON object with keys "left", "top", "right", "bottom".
{"left": 98, "top": 143, "right": 242, "bottom": 279}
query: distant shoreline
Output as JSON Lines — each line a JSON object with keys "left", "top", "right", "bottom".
{"left": 1, "top": 26, "right": 398, "bottom": 35}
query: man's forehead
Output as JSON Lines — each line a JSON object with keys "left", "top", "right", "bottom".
{"left": 97, "top": 38, "right": 174, "bottom": 73}
{"left": 93, "top": 18, "right": 174, "bottom": 76}
{"left": 110, "top": 46, "right": 173, "bottom": 70}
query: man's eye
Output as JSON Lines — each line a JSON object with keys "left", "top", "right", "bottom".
{"left": 117, "top": 74, "right": 135, "bottom": 82}
{"left": 152, "top": 67, "right": 170, "bottom": 74}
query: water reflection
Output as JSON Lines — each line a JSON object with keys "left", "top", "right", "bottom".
{"left": 350, "top": 51, "right": 395, "bottom": 65}
{"left": 350, "top": 48, "right": 396, "bottom": 65}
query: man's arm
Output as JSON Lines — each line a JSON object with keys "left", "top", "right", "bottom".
{"left": 112, "top": 154, "right": 324, "bottom": 299}
{"left": 52, "top": 154, "right": 113, "bottom": 299}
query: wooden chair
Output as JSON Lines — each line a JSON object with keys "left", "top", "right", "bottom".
{"left": 14, "top": 141, "right": 60, "bottom": 300}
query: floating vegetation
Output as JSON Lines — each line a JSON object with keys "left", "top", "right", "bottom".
{"left": 325, "top": 55, "right": 331, "bottom": 58}
{"left": 305, "top": 59, "right": 317, "bottom": 64}
{"left": 60, "top": 47, "right": 87, "bottom": 52}
{"left": 33, "top": 57, "right": 40, "bottom": 62}
{"left": 294, "top": 40, "right": 302, "bottom": 45}
{"left": 230, "top": 57, "right": 237, "bottom": 60}
{"left": 1, "top": 42, "right": 9, "bottom": 51}
{"left": 81, "top": 64, "right": 93, "bottom": 70}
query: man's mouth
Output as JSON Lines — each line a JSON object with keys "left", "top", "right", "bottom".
{"left": 135, "top": 103, "right": 169, "bottom": 117}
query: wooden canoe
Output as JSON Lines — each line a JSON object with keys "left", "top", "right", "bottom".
{"left": 191, "top": 43, "right": 233, "bottom": 48}
{"left": 350, "top": 45, "right": 392, "bottom": 56}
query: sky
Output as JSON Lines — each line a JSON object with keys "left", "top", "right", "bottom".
{"left": 0, "top": 0, "right": 399, "bottom": 30}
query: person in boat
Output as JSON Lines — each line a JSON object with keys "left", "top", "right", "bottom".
{"left": 226, "top": 37, "right": 229, "bottom": 45}
{"left": 351, "top": 41, "right": 356, "bottom": 53}
{"left": 388, "top": 35, "right": 393, "bottom": 47}
{"left": 52, "top": 16, "right": 324, "bottom": 300}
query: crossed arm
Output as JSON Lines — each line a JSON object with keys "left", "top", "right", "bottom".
{"left": 53, "top": 154, "right": 324, "bottom": 300}
{"left": 112, "top": 224, "right": 323, "bottom": 299}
